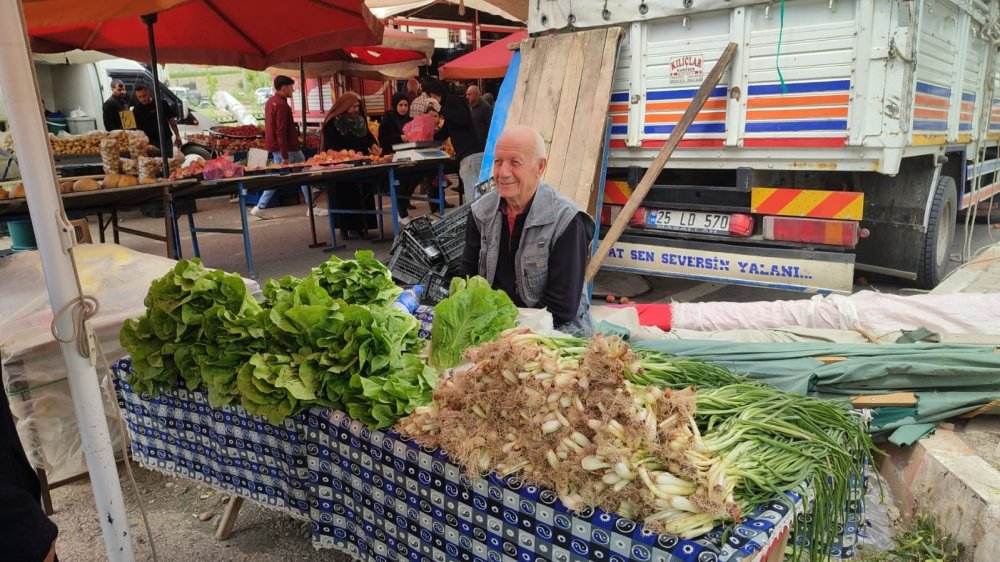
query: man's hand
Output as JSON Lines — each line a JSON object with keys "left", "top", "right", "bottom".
{"left": 174, "top": 138, "right": 183, "bottom": 148}
{"left": 370, "top": 144, "right": 382, "bottom": 157}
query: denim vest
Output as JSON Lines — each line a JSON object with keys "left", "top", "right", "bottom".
{"left": 471, "top": 181, "right": 595, "bottom": 335}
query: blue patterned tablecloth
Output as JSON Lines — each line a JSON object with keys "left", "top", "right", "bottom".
{"left": 113, "top": 359, "right": 861, "bottom": 561}
{"left": 113, "top": 358, "right": 312, "bottom": 519}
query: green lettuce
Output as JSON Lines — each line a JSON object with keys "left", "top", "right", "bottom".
{"left": 429, "top": 276, "right": 518, "bottom": 369}
{"left": 310, "top": 250, "right": 401, "bottom": 306}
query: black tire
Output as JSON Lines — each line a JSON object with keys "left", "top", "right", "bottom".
{"left": 916, "top": 175, "right": 957, "bottom": 289}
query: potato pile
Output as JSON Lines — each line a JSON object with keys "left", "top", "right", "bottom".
{"left": 49, "top": 132, "right": 105, "bottom": 156}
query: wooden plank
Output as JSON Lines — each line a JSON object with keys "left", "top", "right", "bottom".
{"left": 525, "top": 34, "right": 573, "bottom": 164}
{"left": 542, "top": 32, "right": 588, "bottom": 190}
{"left": 215, "top": 496, "right": 245, "bottom": 540}
{"left": 586, "top": 42, "right": 739, "bottom": 282}
{"left": 551, "top": 31, "right": 609, "bottom": 208}
{"left": 850, "top": 393, "right": 918, "bottom": 408}
{"left": 763, "top": 526, "right": 789, "bottom": 562}
{"left": 579, "top": 28, "right": 622, "bottom": 215}
{"left": 505, "top": 37, "right": 537, "bottom": 128}
{"left": 519, "top": 35, "right": 563, "bottom": 142}
{"left": 815, "top": 356, "right": 848, "bottom": 365}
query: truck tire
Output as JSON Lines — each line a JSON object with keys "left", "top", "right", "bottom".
{"left": 916, "top": 176, "right": 957, "bottom": 289}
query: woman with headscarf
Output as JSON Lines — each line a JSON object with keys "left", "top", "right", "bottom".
{"left": 321, "top": 92, "right": 381, "bottom": 239}
{"left": 379, "top": 93, "right": 417, "bottom": 221}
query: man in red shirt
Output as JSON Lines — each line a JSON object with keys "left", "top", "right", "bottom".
{"left": 251, "top": 75, "right": 309, "bottom": 219}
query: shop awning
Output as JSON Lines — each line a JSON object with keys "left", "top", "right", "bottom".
{"left": 268, "top": 29, "right": 434, "bottom": 80}
{"left": 438, "top": 29, "right": 526, "bottom": 80}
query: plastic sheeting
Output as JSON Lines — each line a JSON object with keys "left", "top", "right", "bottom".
{"left": 632, "top": 339, "right": 1000, "bottom": 443}
{"left": 671, "top": 291, "right": 1000, "bottom": 336}
{"left": 0, "top": 244, "right": 259, "bottom": 482}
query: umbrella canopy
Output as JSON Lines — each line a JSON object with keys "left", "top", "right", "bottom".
{"left": 28, "top": 0, "right": 383, "bottom": 70}
{"left": 439, "top": 29, "right": 525, "bottom": 80}
{"left": 268, "top": 28, "right": 433, "bottom": 80}
{"left": 23, "top": 0, "right": 188, "bottom": 27}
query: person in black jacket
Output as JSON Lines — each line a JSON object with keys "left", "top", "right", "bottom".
{"left": 424, "top": 79, "right": 486, "bottom": 204}
{"left": 2, "top": 388, "right": 59, "bottom": 561}
{"left": 379, "top": 93, "right": 421, "bottom": 222}
{"left": 101, "top": 79, "right": 129, "bottom": 131}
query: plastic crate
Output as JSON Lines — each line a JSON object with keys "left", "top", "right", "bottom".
{"left": 431, "top": 203, "right": 470, "bottom": 239}
{"left": 388, "top": 230, "right": 443, "bottom": 285}
{"left": 421, "top": 270, "right": 451, "bottom": 305}
{"left": 405, "top": 215, "right": 438, "bottom": 245}
{"left": 437, "top": 234, "right": 465, "bottom": 266}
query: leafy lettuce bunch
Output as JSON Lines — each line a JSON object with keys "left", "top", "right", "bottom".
{"left": 430, "top": 276, "right": 518, "bottom": 369}
{"left": 120, "top": 259, "right": 263, "bottom": 397}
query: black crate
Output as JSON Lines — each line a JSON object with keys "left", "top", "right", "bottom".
{"left": 431, "top": 203, "right": 470, "bottom": 239}
{"left": 437, "top": 234, "right": 465, "bottom": 266}
{"left": 405, "top": 215, "right": 437, "bottom": 244}
{"left": 388, "top": 230, "right": 443, "bottom": 285}
{"left": 421, "top": 270, "right": 451, "bottom": 305}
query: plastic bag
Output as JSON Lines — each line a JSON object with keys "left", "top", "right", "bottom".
{"left": 403, "top": 114, "right": 437, "bottom": 142}
{"left": 202, "top": 155, "right": 245, "bottom": 180}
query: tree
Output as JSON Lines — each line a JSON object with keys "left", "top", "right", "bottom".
{"left": 206, "top": 72, "right": 219, "bottom": 97}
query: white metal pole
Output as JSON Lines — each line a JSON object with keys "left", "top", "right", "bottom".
{"left": 0, "top": 3, "right": 135, "bottom": 561}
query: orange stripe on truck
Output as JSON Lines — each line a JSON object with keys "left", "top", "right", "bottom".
{"left": 646, "top": 99, "right": 728, "bottom": 112}
{"left": 746, "top": 107, "right": 848, "bottom": 120}
{"left": 603, "top": 181, "right": 633, "bottom": 205}
{"left": 746, "top": 93, "right": 850, "bottom": 108}
{"left": 751, "top": 187, "right": 864, "bottom": 220}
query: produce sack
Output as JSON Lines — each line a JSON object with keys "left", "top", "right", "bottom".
{"left": 402, "top": 114, "right": 437, "bottom": 142}
{"left": 202, "top": 156, "right": 245, "bottom": 180}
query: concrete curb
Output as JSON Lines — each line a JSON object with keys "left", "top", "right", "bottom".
{"left": 879, "top": 429, "right": 1000, "bottom": 561}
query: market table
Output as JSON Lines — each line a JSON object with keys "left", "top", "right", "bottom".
{"left": 174, "top": 158, "right": 455, "bottom": 279}
{"left": 111, "top": 353, "right": 865, "bottom": 562}
{"left": 0, "top": 178, "right": 196, "bottom": 248}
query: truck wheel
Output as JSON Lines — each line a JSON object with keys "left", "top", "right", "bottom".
{"left": 916, "top": 176, "right": 957, "bottom": 289}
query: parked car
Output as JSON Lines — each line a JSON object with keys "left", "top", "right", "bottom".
{"left": 254, "top": 87, "right": 273, "bottom": 104}
{"left": 170, "top": 86, "right": 206, "bottom": 107}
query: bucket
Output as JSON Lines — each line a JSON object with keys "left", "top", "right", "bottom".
{"left": 67, "top": 117, "right": 96, "bottom": 135}
{"left": 46, "top": 117, "right": 68, "bottom": 135}
{"left": 5, "top": 219, "right": 37, "bottom": 251}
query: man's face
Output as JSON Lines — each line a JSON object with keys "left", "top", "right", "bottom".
{"left": 492, "top": 133, "right": 545, "bottom": 203}
{"left": 465, "top": 87, "right": 480, "bottom": 106}
{"left": 279, "top": 84, "right": 294, "bottom": 98}
{"left": 135, "top": 89, "right": 152, "bottom": 105}
{"left": 112, "top": 83, "right": 126, "bottom": 98}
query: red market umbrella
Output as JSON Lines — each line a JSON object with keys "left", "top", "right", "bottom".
{"left": 269, "top": 28, "right": 433, "bottom": 80}
{"left": 22, "top": 0, "right": 188, "bottom": 27}
{"left": 438, "top": 29, "right": 525, "bottom": 80}
{"left": 28, "top": 0, "right": 383, "bottom": 70}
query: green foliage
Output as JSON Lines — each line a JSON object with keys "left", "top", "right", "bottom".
{"left": 206, "top": 72, "right": 219, "bottom": 97}
{"left": 123, "top": 252, "right": 434, "bottom": 429}
{"left": 429, "top": 276, "right": 518, "bottom": 369}
{"left": 854, "top": 515, "right": 964, "bottom": 562}
{"left": 119, "top": 259, "right": 263, "bottom": 397}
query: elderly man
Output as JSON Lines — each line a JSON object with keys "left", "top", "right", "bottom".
{"left": 466, "top": 85, "right": 493, "bottom": 149}
{"left": 458, "top": 125, "right": 595, "bottom": 334}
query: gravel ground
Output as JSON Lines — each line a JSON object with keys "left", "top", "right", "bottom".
{"left": 49, "top": 461, "right": 352, "bottom": 562}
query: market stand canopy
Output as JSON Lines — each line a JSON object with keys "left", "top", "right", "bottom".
{"left": 22, "top": 0, "right": 187, "bottom": 27}
{"left": 268, "top": 28, "right": 434, "bottom": 80}
{"left": 438, "top": 29, "right": 525, "bottom": 80}
{"left": 365, "top": 0, "right": 526, "bottom": 22}
{"left": 28, "top": 0, "right": 384, "bottom": 70}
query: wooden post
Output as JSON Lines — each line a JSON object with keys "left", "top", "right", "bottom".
{"left": 585, "top": 42, "right": 738, "bottom": 282}
{"left": 215, "top": 496, "right": 245, "bottom": 540}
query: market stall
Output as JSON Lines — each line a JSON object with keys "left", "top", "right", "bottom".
{"left": 168, "top": 156, "right": 456, "bottom": 278}
{"left": 103, "top": 253, "right": 875, "bottom": 562}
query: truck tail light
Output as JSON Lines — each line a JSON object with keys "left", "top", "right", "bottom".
{"left": 600, "top": 205, "right": 646, "bottom": 228}
{"left": 763, "top": 216, "right": 859, "bottom": 247}
{"left": 728, "top": 213, "right": 754, "bottom": 237}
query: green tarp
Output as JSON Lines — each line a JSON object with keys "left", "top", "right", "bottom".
{"left": 631, "top": 340, "right": 1000, "bottom": 445}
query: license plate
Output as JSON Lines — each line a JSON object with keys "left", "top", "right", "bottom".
{"left": 646, "top": 209, "right": 730, "bottom": 234}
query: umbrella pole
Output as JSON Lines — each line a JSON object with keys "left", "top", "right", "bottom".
{"left": 141, "top": 13, "right": 177, "bottom": 259}
{"left": 301, "top": 58, "right": 325, "bottom": 249}
{"left": 0, "top": 3, "right": 135, "bottom": 561}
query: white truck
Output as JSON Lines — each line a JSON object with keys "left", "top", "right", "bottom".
{"left": 530, "top": 0, "right": 1000, "bottom": 292}
{"left": 1, "top": 56, "right": 211, "bottom": 178}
